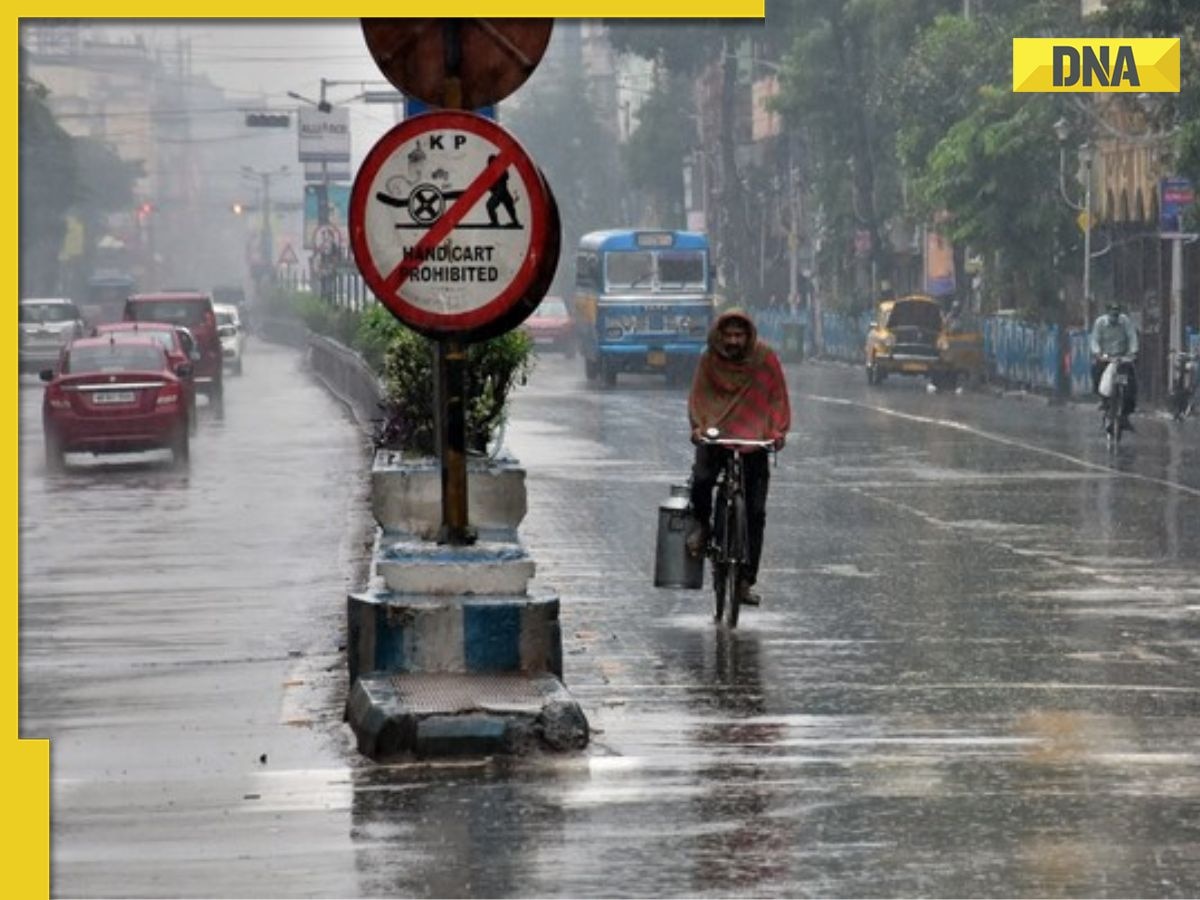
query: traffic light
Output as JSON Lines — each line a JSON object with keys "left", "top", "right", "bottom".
{"left": 136, "top": 201, "right": 154, "bottom": 221}
{"left": 231, "top": 202, "right": 244, "bottom": 215}
{"left": 244, "top": 112, "right": 291, "bottom": 128}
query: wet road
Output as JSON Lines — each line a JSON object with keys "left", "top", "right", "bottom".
{"left": 20, "top": 344, "right": 1200, "bottom": 897}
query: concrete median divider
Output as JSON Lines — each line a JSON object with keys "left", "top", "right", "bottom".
{"left": 346, "top": 449, "right": 588, "bottom": 760}
{"left": 270, "top": 321, "right": 588, "bottom": 759}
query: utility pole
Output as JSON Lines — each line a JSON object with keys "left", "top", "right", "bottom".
{"left": 242, "top": 166, "right": 287, "bottom": 281}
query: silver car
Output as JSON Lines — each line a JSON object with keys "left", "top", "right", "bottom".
{"left": 19, "top": 298, "right": 85, "bottom": 374}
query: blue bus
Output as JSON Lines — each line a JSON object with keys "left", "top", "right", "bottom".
{"left": 573, "top": 229, "right": 714, "bottom": 387}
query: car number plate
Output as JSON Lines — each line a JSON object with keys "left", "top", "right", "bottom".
{"left": 93, "top": 390, "right": 136, "bottom": 404}
{"left": 647, "top": 350, "right": 667, "bottom": 367}
{"left": 901, "top": 362, "right": 924, "bottom": 372}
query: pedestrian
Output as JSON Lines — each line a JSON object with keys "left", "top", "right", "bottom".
{"left": 685, "top": 308, "right": 791, "bottom": 607}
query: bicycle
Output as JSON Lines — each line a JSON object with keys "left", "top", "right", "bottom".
{"left": 1098, "top": 354, "right": 1136, "bottom": 447}
{"left": 1168, "top": 350, "right": 1197, "bottom": 422}
{"left": 697, "top": 428, "right": 775, "bottom": 628}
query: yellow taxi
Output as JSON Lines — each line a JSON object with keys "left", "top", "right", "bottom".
{"left": 865, "top": 293, "right": 958, "bottom": 389}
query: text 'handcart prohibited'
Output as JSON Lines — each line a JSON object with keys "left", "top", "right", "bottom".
{"left": 349, "top": 110, "right": 558, "bottom": 341}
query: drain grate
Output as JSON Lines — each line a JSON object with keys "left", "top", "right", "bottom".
{"left": 388, "top": 672, "right": 557, "bottom": 714}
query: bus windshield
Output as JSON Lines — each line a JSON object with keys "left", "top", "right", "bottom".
{"left": 657, "top": 251, "right": 706, "bottom": 289}
{"left": 603, "top": 249, "right": 706, "bottom": 292}
{"left": 605, "top": 252, "right": 654, "bottom": 290}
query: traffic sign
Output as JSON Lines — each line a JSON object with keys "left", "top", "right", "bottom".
{"left": 349, "top": 110, "right": 558, "bottom": 341}
{"left": 1161, "top": 176, "right": 1195, "bottom": 231}
{"left": 277, "top": 243, "right": 300, "bottom": 267}
{"left": 360, "top": 19, "right": 553, "bottom": 110}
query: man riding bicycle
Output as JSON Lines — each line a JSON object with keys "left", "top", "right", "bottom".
{"left": 1090, "top": 301, "right": 1139, "bottom": 431}
{"left": 685, "top": 308, "right": 791, "bottom": 607}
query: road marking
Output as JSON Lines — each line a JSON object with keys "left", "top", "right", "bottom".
{"left": 804, "top": 394, "right": 1200, "bottom": 499}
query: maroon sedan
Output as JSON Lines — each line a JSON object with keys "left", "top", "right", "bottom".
{"left": 40, "top": 337, "right": 191, "bottom": 470}
{"left": 522, "top": 296, "right": 576, "bottom": 356}
{"left": 93, "top": 321, "right": 200, "bottom": 432}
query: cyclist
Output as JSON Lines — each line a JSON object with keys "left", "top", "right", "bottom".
{"left": 1090, "top": 301, "right": 1139, "bottom": 431}
{"left": 685, "top": 308, "right": 791, "bottom": 607}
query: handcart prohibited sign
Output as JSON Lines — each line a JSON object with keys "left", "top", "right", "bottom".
{"left": 349, "top": 110, "right": 559, "bottom": 341}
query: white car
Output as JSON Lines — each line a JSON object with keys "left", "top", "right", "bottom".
{"left": 213, "top": 303, "right": 246, "bottom": 376}
{"left": 19, "top": 298, "right": 86, "bottom": 374}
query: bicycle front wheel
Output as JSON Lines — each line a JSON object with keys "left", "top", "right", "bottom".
{"left": 712, "top": 562, "right": 727, "bottom": 623}
{"left": 726, "top": 494, "right": 747, "bottom": 628}
{"left": 726, "top": 561, "right": 741, "bottom": 628}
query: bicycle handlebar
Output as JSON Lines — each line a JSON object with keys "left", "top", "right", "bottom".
{"left": 702, "top": 437, "right": 776, "bottom": 449}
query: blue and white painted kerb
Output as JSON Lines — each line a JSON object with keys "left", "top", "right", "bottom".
{"left": 347, "top": 591, "right": 563, "bottom": 686}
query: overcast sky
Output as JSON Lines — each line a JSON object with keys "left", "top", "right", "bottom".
{"left": 145, "top": 20, "right": 403, "bottom": 167}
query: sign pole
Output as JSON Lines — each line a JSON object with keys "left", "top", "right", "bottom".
{"left": 436, "top": 21, "right": 473, "bottom": 546}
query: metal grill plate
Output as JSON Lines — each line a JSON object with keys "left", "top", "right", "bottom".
{"left": 388, "top": 672, "right": 559, "bottom": 714}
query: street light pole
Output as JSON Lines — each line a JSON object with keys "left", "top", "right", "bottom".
{"left": 1080, "top": 142, "right": 1094, "bottom": 329}
{"left": 1054, "top": 118, "right": 1094, "bottom": 329}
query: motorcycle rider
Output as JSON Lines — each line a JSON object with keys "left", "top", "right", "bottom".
{"left": 1090, "top": 301, "right": 1139, "bottom": 430}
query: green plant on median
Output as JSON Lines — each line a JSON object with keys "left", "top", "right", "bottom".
{"left": 376, "top": 325, "right": 535, "bottom": 457}
{"left": 355, "top": 303, "right": 403, "bottom": 371}
{"left": 257, "top": 285, "right": 534, "bottom": 456}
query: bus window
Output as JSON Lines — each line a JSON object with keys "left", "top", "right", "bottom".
{"left": 658, "top": 251, "right": 707, "bottom": 289}
{"left": 575, "top": 251, "right": 600, "bottom": 291}
{"left": 605, "top": 251, "right": 654, "bottom": 290}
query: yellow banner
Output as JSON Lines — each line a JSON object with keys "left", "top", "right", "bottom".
{"left": 16, "top": 2, "right": 765, "bottom": 14}
{"left": 1012, "top": 38, "right": 1179, "bottom": 93}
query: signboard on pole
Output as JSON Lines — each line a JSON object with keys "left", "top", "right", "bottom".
{"left": 297, "top": 106, "right": 351, "bottom": 164}
{"left": 349, "top": 110, "right": 558, "bottom": 341}
{"left": 304, "top": 184, "right": 351, "bottom": 249}
{"left": 1161, "top": 176, "right": 1195, "bottom": 231}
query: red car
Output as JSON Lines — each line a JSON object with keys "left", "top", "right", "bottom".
{"left": 522, "top": 296, "right": 576, "bottom": 356}
{"left": 40, "top": 336, "right": 191, "bottom": 470}
{"left": 123, "top": 292, "right": 223, "bottom": 412}
{"left": 92, "top": 321, "right": 200, "bottom": 432}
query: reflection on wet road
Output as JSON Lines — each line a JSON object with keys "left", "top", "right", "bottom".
{"left": 20, "top": 347, "right": 1200, "bottom": 897}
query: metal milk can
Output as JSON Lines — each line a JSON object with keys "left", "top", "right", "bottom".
{"left": 654, "top": 484, "right": 704, "bottom": 589}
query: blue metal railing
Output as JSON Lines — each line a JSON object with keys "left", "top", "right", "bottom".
{"left": 802, "top": 308, "right": 1101, "bottom": 396}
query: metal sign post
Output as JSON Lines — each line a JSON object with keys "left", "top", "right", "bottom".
{"left": 353, "top": 18, "right": 558, "bottom": 546}
{"left": 436, "top": 22, "right": 469, "bottom": 545}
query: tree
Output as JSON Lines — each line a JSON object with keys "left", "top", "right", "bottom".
{"left": 895, "top": 1, "right": 1083, "bottom": 317}
{"left": 773, "top": 1, "right": 963, "bottom": 307}
{"left": 1098, "top": 0, "right": 1200, "bottom": 190}
{"left": 622, "top": 72, "right": 696, "bottom": 224}
{"left": 19, "top": 76, "right": 77, "bottom": 296}
{"left": 20, "top": 67, "right": 142, "bottom": 298}
{"left": 502, "top": 58, "right": 623, "bottom": 297}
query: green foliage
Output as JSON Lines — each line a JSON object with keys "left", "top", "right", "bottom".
{"left": 355, "top": 303, "right": 404, "bottom": 372}
{"left": 378, "top": 327, "right": 536, "bottom": 457}
{"left": 19, "top": 78, "right": 77, "bottom": 294}
{"left": 622, "top": 74, "right": 696, "bottom": 220}
{"left": 72, "top": 137, "right": 141, "bottom": 212}
{"left": 502, "top": 58, "right": 621, "bottom": 296}
{"left": 1099, "top": 0, "right": 1200, "bottom": 187}
{"left": 290, "top": 292, "right": 360, "bottom": 346}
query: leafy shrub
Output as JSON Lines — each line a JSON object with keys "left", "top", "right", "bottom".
{"left": 355, "top": 304, "right": 404, "bottom": 371}
{"left": 377, "top": 326, "right": 535, "bottom": 457}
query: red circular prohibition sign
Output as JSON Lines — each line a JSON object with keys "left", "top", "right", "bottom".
{"left": 349, "top": 111, "right": 552, "bottom": 339}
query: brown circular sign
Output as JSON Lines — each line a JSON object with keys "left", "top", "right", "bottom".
{"left": 361, "top": 19, "right": 554, "bottom": 110}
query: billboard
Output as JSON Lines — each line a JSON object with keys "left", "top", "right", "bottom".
{"left": 297, "top": 106, "right": 350, "bottom": 164}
